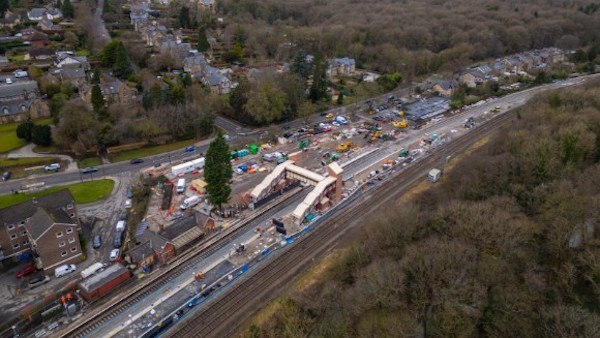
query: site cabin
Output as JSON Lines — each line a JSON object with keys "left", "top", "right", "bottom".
{"left": 428, "top": 168, "right": 442, "bottom": 182}
{"left": 171, "top": 157, "right": 205, "bottom": 176}
{"left": 176, "top": 178, "right": 186, "bottom": 194}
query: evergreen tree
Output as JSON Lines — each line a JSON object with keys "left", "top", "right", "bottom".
{"left": 197, "top": 27, "right": 210, "bottom": 52}
{"left": 337, "top": 91, "right": 344, "bottom": 105}
{"left": 56, "top": 0, "right": 62, "bottom": 10}
{"left": 309, "top": 54, "right": 328, "bottom": 102}
{"left": 204, "top": 132, "right": 232, "bottom": 212}
{"left": 31, "top": 125, "right": 52, "bottom": 146}
{"left": 0, "top": 0, "right": 10, "bottom": 16}
{"left": 179, "top": 5, "right": 191, "bottom": 29}
{"left": 91, "top": 68, "right": 101, "bottom": 85}
{"left": 114, "top": 42, "right": 132, "bottom": 79}
{"left": 16, "top": 121, "right": 34, "bottom": 142}
{"left": 91, "top": 84, "right": 105, "bottom": 116}
{"left": 290, "top": 50, "right": 312, "bottom": 80}
{"left": 62, "top": 0, "right": 74, "bottom": 19}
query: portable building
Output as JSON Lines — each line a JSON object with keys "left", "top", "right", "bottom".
{"left": 171, "top": 157, "right": 205, "bottom": 176}
{"left": 78, "top": 264, "right": 131, "bottom": 302}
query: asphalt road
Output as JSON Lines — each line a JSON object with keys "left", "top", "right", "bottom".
{"left": 0, "top": 75, "right": 596, "bottom": 196}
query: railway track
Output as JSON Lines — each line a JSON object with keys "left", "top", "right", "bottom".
{"left": 58, "top": 189, "right": 307, "bottom": 338}
{"left": 166, "top": 110, "right": 516, "bottom": 338}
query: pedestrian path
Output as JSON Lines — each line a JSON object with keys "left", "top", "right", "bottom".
{"left": 6, "top": 144, "right": 79, "bottom": 173}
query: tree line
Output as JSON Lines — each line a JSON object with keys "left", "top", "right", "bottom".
{"left": 243, "top": 78, "right": 600, "bottom": 337}
{"left": 216, "top": 0, "right": 600, "bottom": 77}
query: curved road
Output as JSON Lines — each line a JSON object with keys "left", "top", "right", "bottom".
{"left": 0, "top": 75, "right": 596, "bottom": 196}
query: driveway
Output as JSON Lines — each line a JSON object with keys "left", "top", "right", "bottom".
{"left": 7, "top": 144, "right": 79, "bottom": 173}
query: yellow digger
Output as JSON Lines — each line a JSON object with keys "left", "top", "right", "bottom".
{"left": 336, "top": 141, "right": 353, "bottom": 153}
{"left": 392, "top": 119, "right": 407, "bottom": 129}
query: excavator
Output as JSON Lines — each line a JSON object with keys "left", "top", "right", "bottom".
{"left": 392, "top": 119, "right": 407, "bottom": 129}
{"left": 336, "top": 141, "right": 353, "bottom": 153}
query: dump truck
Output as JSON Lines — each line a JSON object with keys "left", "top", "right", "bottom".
{"left": 336, "top": 141, "right": 353, "bottom": 153}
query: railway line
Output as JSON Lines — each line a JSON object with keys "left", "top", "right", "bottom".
{"left": 165, "top": 110, "right": 517, "bottom": 338}
{"left": 57, "top": 188, "right": 308, "bottom": 338}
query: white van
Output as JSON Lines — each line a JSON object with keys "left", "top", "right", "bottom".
{"left": 176, "top": 178, "right": 186, "bottom": 194}
{"left": 180, "top": 195, "right": 201, "bottom": 210}
{"left": 116, "top": 220, "right": 126, "bottom": 232}
{"left": 54, "top": 264, "right": 76, "bottom": 278}
{"left": 80, "top": 262, "right": 106, "bottom": 279}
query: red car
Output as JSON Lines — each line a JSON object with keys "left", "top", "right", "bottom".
{"left": 16, "top": 264, "right": 37, "bottom": 279}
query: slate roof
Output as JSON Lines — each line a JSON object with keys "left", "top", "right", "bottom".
{"left": 0, "top": 80, "right": 38, "bottom": 99}
{"left": 25, "top": 207, "right": 76, "bottom": 241}
{"left": 0, "top": 189, "right": 75, "bottom": 226}
{"left": 28, "top": 8, "right": 46, "bottom": 19}
{"left": 60, "top": 67, "right": 86, "bottom": 80}
{"left": 0, "top": 99, "right": 34, "bottom": 116}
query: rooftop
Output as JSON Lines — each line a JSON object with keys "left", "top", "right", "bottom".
{"left": 0, "top": 189, "right": 75, "bottom": 226}
{"left": 78, "top": 264, "right": 129, "bottom": 293}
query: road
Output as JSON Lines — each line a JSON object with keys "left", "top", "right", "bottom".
{"left": 0, "top": 75, "right": 595, "bottom": 196}
{"left": 93, "top": 0, "right": 110, "bottom": 47}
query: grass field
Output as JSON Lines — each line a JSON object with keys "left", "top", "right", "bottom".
{"left": 0, "top": 179, "right": 115, "bottom": 208}
{"left": 108, "top": 140, "right": 195, "bottom": 162}
{"left": 78, "top": 157, "right": 102, "bottom": 168}
{"left": 0, "top": 117, "right": 55, "bottom": 153}
{"left": 0, "top": 132, "right": 25, "bottom": 153}
{"left": 0, "top": 157, "right": 57, "bottom": 168}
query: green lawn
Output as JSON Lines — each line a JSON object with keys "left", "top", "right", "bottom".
{"left": 0, "top": 179, "right": 115, "bottom": 208}
{"left": 0, "top": 157, "right": 57, "bottom": 168}
{"left": 78, "top": 157, "right": 102, "bottom": 168}
{"left": 0, "top": 132, "right": 25, "bottom": 153}
{"left": 8, "top": 54, "right": 24, "bottom": 62}
{"left": 109, "top": 140, "right": 195, "bottom": 162}
{"left": 75, "top": 49, "right": 90, "bottom": 57}
{"left": 0, "top": 117, "right": 54, "bottom": 153}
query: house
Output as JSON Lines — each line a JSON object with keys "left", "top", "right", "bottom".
{"left": 28, "top": 7, "right": 62, "bottom": 21}
{"left": 38, "top": 17, "right": 59, "bottom": 31}
{"left": 26, "top": 47, "right": 55, "bottom": 60}
{"left": 459, "top": 69, "right": 487, "bottom": 88}
{"left": 0, "top": 190, "right": 78, "bottom": 266}
{"left": 0, "top": 11, "right": 21, "bottom": 28}
{"left": 0, "top": 80, "right": 49, "bottom": 123}
{"left": 202, "top": 67, "right": 233, "bottom": 95}
{"left": 327, "top": 57, "right": 356, "bottom": 77}
{"left": 198, "top": 0, "right": 215, "bottom": 12}
{"left": 129, "top": 3, "right": 149, "bottom": 29}
{"left": 160, "top": 40, "right": 191, "bottom": 66}
{"left": 55, "top": 55, "right": 90, "bottom": 71}
{"left": 59, "top": 67, "right": 87, "bottom": 84}
{"left": 183, "top": 53, "right": 207, "bottom": 73}
{"left": 25, "top": 207, "right": 83, "bottom": 275}
{"left": 85, "top": 77, "right": 137, "bottom": 105}
{"left": 432, "top": 80, "right": 453, "bottom": 97}
{"left": 24, "top": 31, "right": 49, "bottom": 49}
{"left": 20, "top": 27, "right": 39, "bottom": 40}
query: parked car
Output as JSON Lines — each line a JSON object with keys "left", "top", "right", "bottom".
{"left": 125, "top": 199, "right": 132, "bottom": 209}
{"left": 93, "top": 235, "right": 102, "bottom": 249}
{"left": 82, "top": 167, "right": 98, "bottom": 174}
{"left": 184, "top": 145, "right": 196, "bottom": 152}
{"left": 28, "top": 275, "right": 50, "bottom": 289}
{"left": 126, "top": 186, "right": 133, "bottom": 199}
{"left": 44, "top": 163, "right": 61, "bottom": 172}
{"left": 54, "top": 264, "right": 76, "bottom": 278}
{"left": 130, "top": 158, "right": 144, "bottom": 164}
{"left": 16, "top": 264, "right": 37, "bottom": 278}
{"left": 110, "top": 249, "right": 120, "bottom": 261}
{"left": 2, "top": 171, "right": 11, "bottom": 181}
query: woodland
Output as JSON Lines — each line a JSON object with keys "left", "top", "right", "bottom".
{"left": 244, "top": 79, "right": 600, "bottom": 337}
{"left": 218, "top": 0, "right": 600, "bottom": 77}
